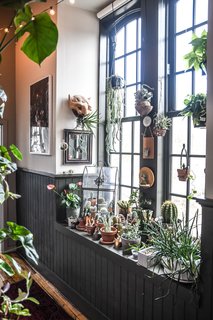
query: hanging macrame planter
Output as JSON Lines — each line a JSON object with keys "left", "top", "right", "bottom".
{"left": 177, "top": 144, "right": 190, "bottom": 181}
{"left": 134, "top": 84, "right": 154, "bottom": 116}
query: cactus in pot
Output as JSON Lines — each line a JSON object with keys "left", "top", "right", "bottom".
{"left": 161, "top": 200, "right": 178, "bottom": 224}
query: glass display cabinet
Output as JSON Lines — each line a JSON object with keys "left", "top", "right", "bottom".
{"left": 82, "top": 166, "right": 118, "bottom": 214}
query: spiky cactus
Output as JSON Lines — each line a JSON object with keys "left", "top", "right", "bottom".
{"left": 161, "top": 200, "right": 178, "bottom": 224}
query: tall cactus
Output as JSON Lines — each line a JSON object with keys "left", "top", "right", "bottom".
{"left": 161, "top": 200, "right": 178, "bottom": 224}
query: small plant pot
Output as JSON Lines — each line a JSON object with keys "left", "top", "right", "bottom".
{"left": 193, "top": 116, "right": 206, "bottom": 128}
{"left": 138, "top": 247, "right": 157, "bottom": 268}
{"left": 100, "top": 226, "right": 117, "bottom": 243}
{"left": 66, "top": 207, "right": 81, "bottom": 219}
{"left": 121, "top": 236, "right": 141, "bottom": 255}
{"left": 153, "top": 128, "right": 167, "bottom": 137}
{"left": 135, "top": 100, "right": 153, "bottom": 116}
{"left": 131, "top": 249, "right": 139, "bottom": 260}
{"left": 86, "top": 225, "right": 96, "bottom": 235}
{"left": 177, "top": 168, "right": 189, "bottom": 181}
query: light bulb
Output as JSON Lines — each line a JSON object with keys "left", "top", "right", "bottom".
{"left": 69, "top": 0, "right": 75, "bottom": 4}
{"left": 49, "top": 7, "right": 55, "bottom": 15}
{"left": 4, "top": 28, "right": 9, "bottom": 33}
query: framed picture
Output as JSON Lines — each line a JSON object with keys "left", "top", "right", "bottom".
{"left": 29, "top": 76, "right": 52, "bottom": 155}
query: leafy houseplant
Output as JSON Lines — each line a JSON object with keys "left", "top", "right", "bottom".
{"left": 105, "top": 75, "right": 124, "bottom": 165}
{"left": 76, "top": 110, "right": 99, "bottom": 134}
{"left": 153, "top": 113, "right": 172, "bottom": 137}
{"left": 121, "top": 222, "right": 141, "bottom": 255}
{"left": 47, "top": 182, "right": 82, "bottom": 219}
{"left": 184, "top": 30, "right": 207, "bottom": 75}
{"left": 180, "top": 93, "right": 207, "bottom": 128}
{"left": 117, "top": 200, "right": 131, "bottom": 219}
{"left": 144, "top": 211, "right": 201, "bottom": 283}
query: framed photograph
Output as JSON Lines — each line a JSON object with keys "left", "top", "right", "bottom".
{"left": 30, "top": 76, "right": 52, "bottom": 155}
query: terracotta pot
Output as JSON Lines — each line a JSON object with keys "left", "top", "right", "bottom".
{"left": 100, "top": 226, "right": 117, "bottom": 243}
{"left": 153, "top": 128, "right": 167, "bottom": 137}
{"left": 177, "top": 168, "right": 189, "bottom": 181}
{"left": 135, "top": 100, "right": 153, "bottom": 116}
{"left": 86, "top": 225, "right": 96, "bottom": 235}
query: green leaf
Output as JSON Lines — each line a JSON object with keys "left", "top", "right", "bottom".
{"left": 0, "top": 258, "right": 15, "bottom": 276}
{"left": 0, "top": 183, "right": 5, "bottom": 204}
{"left": 9, "top": 144, "right": 23, "bottom": 161}
{"left": 4, "top": 254, "right": 22, "bottom": 274}
{"left": 27, "top": 297, "right": 40, "bottom": 304}
{"left": 17, "top": 11, "right": 58, "bottom": 65}
{"left": 14, "top": 4, "right": 33, "bottom": 28}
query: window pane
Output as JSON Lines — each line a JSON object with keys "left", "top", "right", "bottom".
{"left": 195, "top": 72, "right": 207, "bottom": 93}
{"left": 133, "top": 155, "right": 140, "bottom": 187}
{"left": 121, "top": 155, "right": 132, "bottom": 185}
{"left": 171, "top": 117, "right": 188, "bottom": 154}
{"left": 176, "top": 32, "right": 192, "bottom": 72}
{"left": 176, "top": 0, "right": 193, "bottom": 33}
{"left": 115, "top": 27, "right": 124, "bottom": 58}
{"left": 126, "top": 86, "right": 136, "bottom": 117}
{"left": 115, "top": 58, "right": 124, "bottom": 79}
{"left": 138, "top": 18, "right": 141, "bottom": 48}
{"left": 134, "top": 121, "right": 140, "bottom": 153}
{"left": 191, "top": 125, "right": 206, "bottom": 155}
{"left": 126, "top": 20, "right": 137, "bottom": 53}
{"left": 126, "top": 53, "right": 136, "bottom": 85}
{"left": 137, "top": 51, "right": 141, "bottom": 83}
{"left": 120, "top": 187, "right": 131, "bottom": 201}
{"left": 110, "top": 154, "right": 120, "bottom": 170}
{"left": 175, "top": 72, "right": 192, "bottom": 110}
{"left": 122, "top": 122, "right": 132, "bottom": 153}
{"left": 171, "top": 157, "right": 187, "bottom": 196}
{"left": 171, "top": 196, "right": 186, "bottom": 220}
{"left": 190, "top": 157, "right": 206, "bottom": 198}
{"left": 195, "top": 0, "right": 208, "bottom": 25}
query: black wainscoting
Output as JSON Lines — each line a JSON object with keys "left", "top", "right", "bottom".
{"left": 16, "top": 168, "right": 204, "bottom": 320}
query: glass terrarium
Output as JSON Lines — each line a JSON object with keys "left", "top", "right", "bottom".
{"left": 82, "top": 166, "right": 118, "bottom": 215}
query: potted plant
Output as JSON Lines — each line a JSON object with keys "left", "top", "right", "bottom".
{"left": 180, "top": 93, "right": 207, "bottom": 128}
{"left": 100, "top": 215, "right": 117, "bottom": 244}
{"left": 121, "top": 222, "right": 141, "bottom": 255}
{"left": 134, "top": 84, "right": 154, "bottom": 116}
{"left": 161, "top": 200, "right": 178, "bottom": 225}
{"left": 177, "top": 144, "right": 190, "bottom": 181}
{"left": 47, "top": 182, "right": 82, "bottom": 219}
{"left": 117, "top": 200, "right": 131, "bottom": 219}
{"left": 144, "top": 211, "right": 201, "bottom": 283}
{"left": 105, "top": 75, "right": 124, "bottom": 165}
{"left": 183, "top": 29, "right": 207, "bottom": 75}
{"left": 153, "top": 113, "right": 172, "bottom": 137}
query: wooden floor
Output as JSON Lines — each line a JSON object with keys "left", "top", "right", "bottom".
{"left": 0, "top": 253, "right": 88, "bottom": 320}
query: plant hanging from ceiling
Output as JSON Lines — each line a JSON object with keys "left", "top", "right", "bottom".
{"left": 105, "top": 75, "right": 124, "bottom": 165}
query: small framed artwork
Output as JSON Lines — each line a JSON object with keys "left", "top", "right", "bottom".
{"left": 29, "top": 76, "right": 52, "bottom": 155}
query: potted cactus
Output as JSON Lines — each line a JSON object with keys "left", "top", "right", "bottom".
{"left": 100, "top": 215, "right": 117, "bottom": 244}
{"left": 161, "top": 200, "right": 178, "bottom": 224}
{"left": 117, "top": 200, "right": 131, "bottom": 219}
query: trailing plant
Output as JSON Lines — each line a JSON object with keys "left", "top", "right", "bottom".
{"left": 153, "top": 113, "right": 172, "bottom": 131}
{"left": 0, "top": 1, "right": 58, "bottom": 65}
{"left": 105, "top": 75, "right": 124, "bottom": 165}
{"left": 180, "top": 93, "right": 207, "bottom": 127}
{"left": 184, "top": 30, "right": 207, "bottom": 75}
{"left": 161, "top": 200, "right": 178, "bottom": 224}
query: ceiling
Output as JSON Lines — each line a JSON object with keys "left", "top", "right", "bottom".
{"left": 66, "top": 0, "right": 113, "bottom": 13}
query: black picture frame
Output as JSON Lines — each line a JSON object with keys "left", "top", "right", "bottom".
{"left": 64, "top": 129, "right": 93, "bottom": 164}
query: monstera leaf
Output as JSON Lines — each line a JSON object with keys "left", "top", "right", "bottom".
{"left": 14, "top": 5, "right": 58, "bottom": 65}
{"left": 0, "top": 0, "right": 46, "bottom": 9}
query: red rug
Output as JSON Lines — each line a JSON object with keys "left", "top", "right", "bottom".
{"left": 7, "top": 279, "right": 74, "bottom": 319}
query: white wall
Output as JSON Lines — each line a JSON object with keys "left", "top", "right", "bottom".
{"left": 15, "top": 1, "right": 99, "bottom": 174}
{"left": 56, "top": 3, "right": 99, "bottom": 174}
{"left": 205, "top": 0, "right": 213, "bottom": 198}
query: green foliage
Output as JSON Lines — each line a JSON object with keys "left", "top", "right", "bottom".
{"left": 122, "top": 222, "right": 141, "bottom": 240}
{"left": 184, "top": 30, "right": 207, "bottom": 74}
{"left": 153, "top": 113, "right": 172, "bottom": 130}
{"left": 0, "top": 1, "right": 58, "bottom": 65}
{"left": 161, "top": 200, "right": 178, "bottom": 224}
{"left": 1, "top": 0, "right": 46, "bottom": 8}
{"left": 76, "top": 110, "right": 99, "bottom": 134}
{"left": 144, "top": 211, "right": 201, "bottom": 282}
{"left": 180, "top": 93, "right": 206, "bottom": 126}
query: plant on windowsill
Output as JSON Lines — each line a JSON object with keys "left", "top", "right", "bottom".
{"left": 100, "top": 214, "right": 117, "bottom": 244}
{"left": 144, "top": 210, "right": 201, "bottom": 284}
{"left": 47, "top": 182, "right": 82, "bottom": 219}
{"left": 153, "top": 113, "right": 172, "bottom": 137}
{"left": 183, "top": 30, "right": 207, "bottom": 75}
{"left": 121, "top": 221, "right": 141, "bottom": 255}
{"left": 180, "top": 93, "right": 207, "bottom": 128}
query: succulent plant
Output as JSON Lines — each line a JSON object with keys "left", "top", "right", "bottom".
{"left": 161, "top": 200, "right": 178, "bottom": 224}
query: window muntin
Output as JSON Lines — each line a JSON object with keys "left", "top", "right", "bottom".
{"left": 168, "top": 0, "right": 208, "bottom": 222}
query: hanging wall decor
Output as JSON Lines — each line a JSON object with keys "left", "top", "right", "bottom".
{"left": 134, "top": 84, "right": 154, "bottom": 116}
{"left": 30, "top": 76, "right": 52, "bottom": 155}
{"left": 142, "top": 116, "right": 154, "bottom": 159}
{"left": 139, "top": 167, "right": 155, "bottom": 188}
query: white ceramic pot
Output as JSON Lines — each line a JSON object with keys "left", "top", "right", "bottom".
{"left": 66, "top": 207, "right": 80, "bottom": 219}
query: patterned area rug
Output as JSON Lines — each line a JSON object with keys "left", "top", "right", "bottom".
{"left": 7, "top": 279, "right": 74, "bottom": 319}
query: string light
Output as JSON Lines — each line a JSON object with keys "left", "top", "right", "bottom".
{"left": 4, "top": 28, "right": 9, "bottom": 33}
{"left": 49, "top": 7, "right": 55, "bottom": 15}
{"left": 69, "top": 0, "right": 75, "bottom": 4}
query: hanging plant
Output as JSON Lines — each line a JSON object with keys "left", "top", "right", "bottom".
{"left": 134, "top": 84, "right": 154, "bottom": 116}
{"left": 105, "top": 75, "right": 124, "bottom": 164}
{"left": 180, "top": 93, "right": 206, "bottom": 128}
{"left": 177, "top": 144, "right": 190, "bottom": 181}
